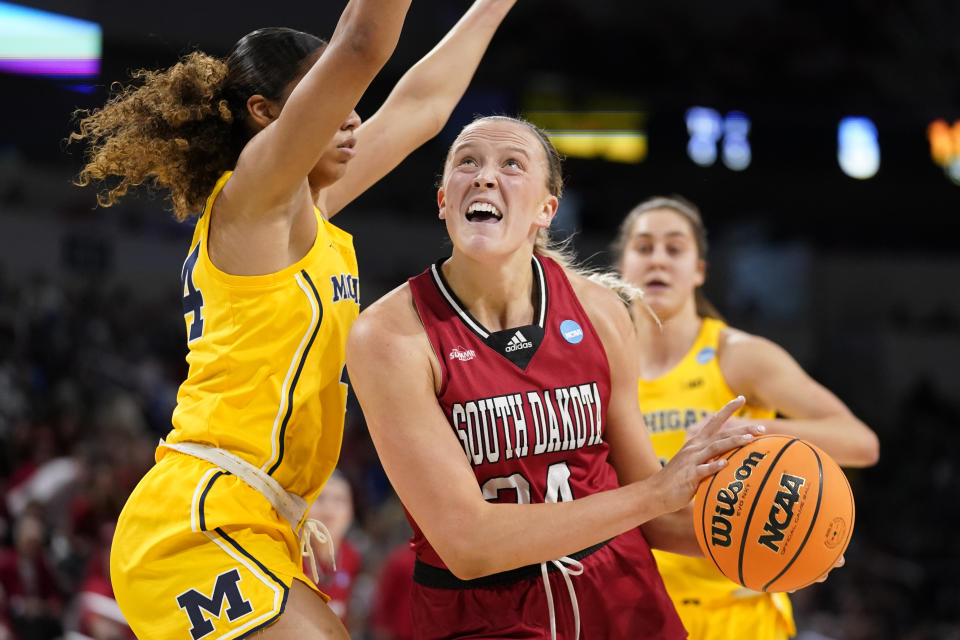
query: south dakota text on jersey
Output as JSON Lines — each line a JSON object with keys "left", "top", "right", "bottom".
{"left": 450, "top": 382, "right": 604, "bottom": 466}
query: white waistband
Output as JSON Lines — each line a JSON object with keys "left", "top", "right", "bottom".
{"left": 158, "top": 440, "right": 335, "bottom": 581}
{"left": 540, "top": 556, "right": 584, "bottom": 640}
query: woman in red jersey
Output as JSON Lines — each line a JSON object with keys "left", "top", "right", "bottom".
{"left": 345, "top": 116, "right": 768, "bottom": 640}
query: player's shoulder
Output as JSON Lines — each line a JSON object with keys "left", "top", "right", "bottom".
{"left": 717, "top": 324, "right": 792, "bottom": 373}
{"left": 348, "top": 281, "right": 419, "bottom": 350}
{"left": 565, "top": 269, "right": 628, "bottom": 314}
{"left": 564, "top": 269, "right": 636, "bottom": 338}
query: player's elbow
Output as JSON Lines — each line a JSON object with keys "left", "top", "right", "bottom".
{"left": 433, "top": 540, "right": 493, "bottom": 581}
{"left": 430, "top": 525, "right": 499, "bottom": 581}
{"left": 341, "top": 24, "right": 400, "bottom": 70}
{"left": 837, "top": 420, "right": 880, "bottom": 468}
{"left": 855, "top": 429, "right": 880, "bottom": 468}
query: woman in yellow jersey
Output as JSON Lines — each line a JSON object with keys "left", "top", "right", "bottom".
{"left": 69, "top": 1, "right": 519, "bottom": 637}
{"left": 613, "top": 196, "right": 881, "bottom": 640}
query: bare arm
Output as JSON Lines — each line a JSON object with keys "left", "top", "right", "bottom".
{"left": 720, "top": 329, "right": 880, "bottom": 468}
{"left": 347, "top": 281, "right": 762, "bottom": 580}
{"left": 226, "top": 0, "right": 412, "bottom": 214}
{"left": 319, "top": 0, "right": 516, "bottom": 216}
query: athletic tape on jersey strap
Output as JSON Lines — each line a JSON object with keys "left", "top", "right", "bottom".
{"left": 158, "top": 440, "right": 336, "bottom": 581}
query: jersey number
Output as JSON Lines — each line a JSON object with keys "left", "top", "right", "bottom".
{"left": 181, "top": 244, "right": 205, "bottom": 342}
{"left": 480, "top": 462, "right": 574, "bottom": 505}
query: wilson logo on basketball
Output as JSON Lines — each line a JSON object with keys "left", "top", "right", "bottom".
{"left": 449, "top": 346, "right": 477, "bottom": 362}
{"left": 757, "top": 473, "right": 806, "bottom": 552}
{"left": 710, "top": 451, "right": 766, "bottom": 547}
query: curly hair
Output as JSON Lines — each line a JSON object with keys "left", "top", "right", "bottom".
{"left": 70, "top": 28, "right": 326, "bottom": 221}
{"left": 70, "top": 52, "right": 235, "bottom": 221}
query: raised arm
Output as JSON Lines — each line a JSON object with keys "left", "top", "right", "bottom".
{"left": 346, "top": 283, "right": 761, "bottom": 580}
{"left": 719, "top": 330, "right": 880, "bottom": 468}
{"left": 319, "top": 0, "right": 517, "bottom": 216}
{"left": 227, "top": 0, "right": 412, "bottom": 213}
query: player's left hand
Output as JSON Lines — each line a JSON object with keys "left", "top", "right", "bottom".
{"left": 790, "top": 555, "right": 845, "bottom": 592}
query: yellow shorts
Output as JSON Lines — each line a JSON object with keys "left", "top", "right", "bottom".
{"left": 653, "top": 550, "right": 795, "bottom": 640}
{"left": 672, "top": 591, "right": 794, "bottom": 640}
{"left": 111, "top": 450, "right": 323, "bottom": 640}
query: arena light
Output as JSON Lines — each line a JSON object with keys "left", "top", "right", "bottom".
{"left": 526, "top": 111, "right": 648, "bottom": 164}
{"left": 837, "top": 117, "right": 879, "bottom": 180}
{"left": 0, "top": 1, "right": 101, "bottom": 77}
{"left": 685, "top": 107, "right": 751, "bottom": 170}
{"left": 927, "top": 119, "right": 960, "bottom": 186}
{"left": 721, "top": 111, "right": 751, "bottom": 171}
{"left": 685, "top": 107, "right": 722, "bottom": 167}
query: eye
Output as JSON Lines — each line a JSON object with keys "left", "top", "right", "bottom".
{"left": 503, "top": 158, "right": 523, "bottom": 169}
{"left": 458, "top": 156, "right": 477, "bottom": 167}
{"left": 667, "top": 244, "right": 685, "bottom": 256}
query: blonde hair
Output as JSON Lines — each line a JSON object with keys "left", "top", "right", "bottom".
{"left": 442, "top": 115, "right": 657, "bottom": 323}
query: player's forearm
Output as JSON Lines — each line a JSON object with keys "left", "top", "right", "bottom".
{"left": 387, "top": 0, "right": 515, "bottom": 129}
{"left": 759, "top": 416, "right": 880, "bottom": 468}
{"left": 432, "top": 478, "right": 666, "bottom": 580}
{"left": 640, "top": 504, "right": 703, "bottom": 557}
{"left": 328, "top": 0, "right": 414, "bottom": 65}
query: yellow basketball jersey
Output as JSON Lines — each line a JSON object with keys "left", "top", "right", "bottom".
{"left": 639, "top": 317, "right": 773, "bottom": 465}
{"left": 639, "top": 317, "right": 795, "bottom": 638}
{"left": 163, "top": 171, "right": 359, "bottom": 504}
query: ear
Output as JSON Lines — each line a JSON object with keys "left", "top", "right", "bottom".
{"left": 694, "top": 258, "right": 707, "bottom": 287}
{"left": 533, "top": 195, "right": 560, "bottom": 229}
{"left": 437, "top": 188, "right": 446, "bottom": 220}
{"left": 246, "top": 94, "right": 280, "bottom": 130}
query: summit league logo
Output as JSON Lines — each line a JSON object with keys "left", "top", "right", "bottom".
{"left": 449, "top": 346, "right": 477, "bottom": 362}
{"left": 505, "top": 330, "right": 534, "bottom": 353}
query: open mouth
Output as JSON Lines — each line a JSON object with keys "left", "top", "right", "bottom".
{"left": 644, "top": 278, "right": 669, "bottom": 289}
{"left": 337, "top": 137, "right": 356, "bottom": 150}
{"left": 465, "top": 201, "right": 503, "bottom": 223}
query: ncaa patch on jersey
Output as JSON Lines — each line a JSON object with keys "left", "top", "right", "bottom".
{"left": 696, "top": 346, "right": 716, "bottom": 364}
{"left": 560, "top": 319, "right": 584, "bottom": 344}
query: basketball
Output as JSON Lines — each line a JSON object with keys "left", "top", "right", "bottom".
{"left": 692, "top": 435, "right": 855, "bottom": 593}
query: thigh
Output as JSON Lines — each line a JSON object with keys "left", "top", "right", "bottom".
{"left": 258, "top": 580, "right": 350, "bottom": 639}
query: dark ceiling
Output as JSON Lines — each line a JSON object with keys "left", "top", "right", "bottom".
{"left": 7, "top": 0, "right": 960, "bottom": 247}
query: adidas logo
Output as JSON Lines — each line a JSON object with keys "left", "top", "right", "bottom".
{"left": 505, "top": 330, "right": 534, "bottom": 353}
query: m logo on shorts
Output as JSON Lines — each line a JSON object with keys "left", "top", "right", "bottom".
{"left": 176, "top": 568, "right": 254, "bottom": 639}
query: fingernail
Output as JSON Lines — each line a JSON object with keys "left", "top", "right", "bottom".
{"left": 742, "top": 434, "right": 754, "bottom": 441}
{"left": 716, "top": 458, "right": 727, "bottom": 467}
{"left": 756, "top": 425, "right": 766, "bottom": 433}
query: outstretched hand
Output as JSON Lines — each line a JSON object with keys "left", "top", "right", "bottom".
{"left": 648, "top": 396, "right": 767, "bottom": 515}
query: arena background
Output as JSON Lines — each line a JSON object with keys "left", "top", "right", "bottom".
{"left": 0, "top": 1, "right": 957, "bottom": 638}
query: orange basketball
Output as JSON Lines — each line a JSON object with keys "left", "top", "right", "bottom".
{"left": 692, "top": 435, "right": 854, "bottom": 593}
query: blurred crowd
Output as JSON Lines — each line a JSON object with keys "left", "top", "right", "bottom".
{"left": 0, "top": 265, "right": 955, "bottom": 640}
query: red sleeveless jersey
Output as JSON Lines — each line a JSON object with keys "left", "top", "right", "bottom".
{"left": 405, "top": 256, "right": 685, "bottom": 640}
{"left": 408, "top": 255, "right": 621, "bottom": 567}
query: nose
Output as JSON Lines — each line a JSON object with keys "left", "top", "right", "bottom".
{"left": 649, "top": 244, "right": 671, "bottom": 265}
{"left": 472, "top": 166, "right": 496, "bottom": 189}
{"left": 341, "top": 110, "right": 361, "bottom": 131}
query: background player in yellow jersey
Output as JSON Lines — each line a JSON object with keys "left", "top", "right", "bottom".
{"left": 69, "top": 0, "right": 519, "bottom": 637}
{"left": 613, "top": 196, "right": 880, "bottom": 640}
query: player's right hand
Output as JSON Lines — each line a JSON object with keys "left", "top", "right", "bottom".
{"left": 648, "top": 396, "right": 767, "bottom": 514}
